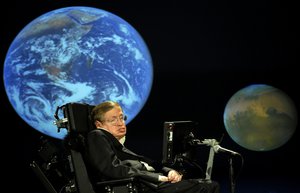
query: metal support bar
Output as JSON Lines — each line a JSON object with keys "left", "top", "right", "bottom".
{"left": 205, "top": 146, "right": 215, "bottom": 181}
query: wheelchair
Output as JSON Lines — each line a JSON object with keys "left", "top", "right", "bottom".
{"left": 31, "top": 103, "right": 142, "bottom": 193}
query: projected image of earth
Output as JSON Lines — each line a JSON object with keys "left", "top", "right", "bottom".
{"left": 3, "top": 6, "right": 153, "bottom": 139}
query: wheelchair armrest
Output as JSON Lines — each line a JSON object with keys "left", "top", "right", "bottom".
{"left": 95, "top": 177, "right": 136, "bottom": 186}
{"left": 95, "top": 177, "right": 159, "bottom": 192}
{"left": 95, "top": 177, "right": 139, "bottom": 193}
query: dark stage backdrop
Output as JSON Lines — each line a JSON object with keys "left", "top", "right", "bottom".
{"left": 0, "top": 1, "right": 298, "bottom": 193}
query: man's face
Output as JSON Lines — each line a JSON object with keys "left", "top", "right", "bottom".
{"left": 96, "top": 106, "right": 126, "bottom": 140}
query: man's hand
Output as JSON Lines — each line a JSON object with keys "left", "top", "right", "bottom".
{"left": 167, "top": 170, "right": 182, "bottom": 183}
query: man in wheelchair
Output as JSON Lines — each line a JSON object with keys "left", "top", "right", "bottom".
{"left": 84, "top": 101, "right": 220, "bottom": 193}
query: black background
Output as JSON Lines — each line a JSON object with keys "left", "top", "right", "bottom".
{"left": 0, "top": 0, "right": 299, "bottom": 193}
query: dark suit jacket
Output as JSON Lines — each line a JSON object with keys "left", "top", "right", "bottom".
{"left": 86, "top": 129, "right": 173, "bottom": 184}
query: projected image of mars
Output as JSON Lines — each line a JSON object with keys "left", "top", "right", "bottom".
{"left": 223, "top": 84, "right": 297, "bottom": 151}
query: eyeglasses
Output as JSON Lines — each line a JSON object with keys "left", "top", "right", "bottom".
{"left": 104, "top": 115, "right": 127, "bottom": 125}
